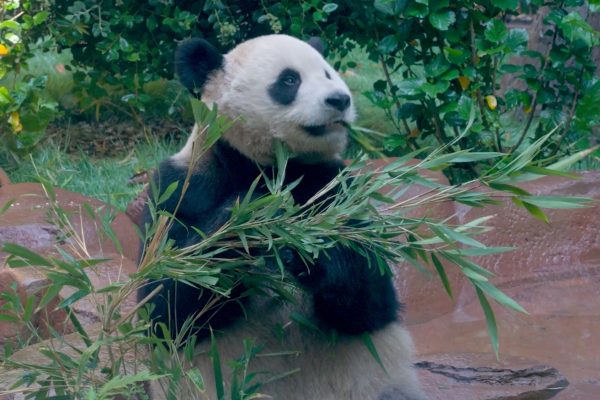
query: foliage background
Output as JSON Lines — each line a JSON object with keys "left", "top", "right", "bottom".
{"left": 1, "top": 0, "right": 599, "bottom": 182}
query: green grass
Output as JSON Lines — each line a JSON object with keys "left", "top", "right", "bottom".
{"left": 2, "top": 138, "right": 180, "bottom": 211}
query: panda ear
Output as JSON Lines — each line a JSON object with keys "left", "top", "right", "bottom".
{"left": 175, "top": 38, "right": 224, "bottom": 98}
{"left": 307, "top": 37, "right": 326, "bottom": 56}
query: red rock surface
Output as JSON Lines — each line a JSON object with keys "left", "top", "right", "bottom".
{"left": 404, "top": 171, "right": 600, "bottom": 399}
{"left": 416, "top": 352, "right": 569, "bottom": 400}
{"left": 0, "top": 182, "right": 139, "bottom": 345}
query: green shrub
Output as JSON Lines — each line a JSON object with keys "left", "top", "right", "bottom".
{"left": 0, "top": 0, "right": 58, "bottom": 159}
{"left": 43, "top": 0, "right": 598, "bottom": 180}
{"left": 4, "top": 1, "right": 599, "bottom": 172}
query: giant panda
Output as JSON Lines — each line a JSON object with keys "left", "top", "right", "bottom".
{"left": 138, "top": 34, "right": 426, "bottom": 400}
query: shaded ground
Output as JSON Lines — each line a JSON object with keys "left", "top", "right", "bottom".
{"left": 44, "top": 117, "right": 188, "bottom": 157}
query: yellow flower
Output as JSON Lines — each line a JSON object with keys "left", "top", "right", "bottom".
{"left": 485, "top": 95, "right": 497, "bottom": 111}
{"left": 0, "top": 44, "right": 9, "bottom": 56}
{"left": 9, "top": 111, "right": 22, "bottom": 133}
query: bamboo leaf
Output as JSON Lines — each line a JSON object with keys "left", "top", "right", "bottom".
{"left": 546, "top": 145, "right": 599, "bottom": 171}
{"left": 210, "top": 330, "right": 225, "bottom": 400}
{"left": 58, "top": 289, "right": 89, "bottom": 308}
{"left": 157, "top": 181, "right": 179, "bottom": 205}
{"left": 512, "top": 198, "right": 549, "bottom": 223}
{"left": 520, "top": 195, "right": 591, "bottom": 209}
{"left": 433, "top": 224, "right": 487, "bottom": 249}
{"left": 450, "top": 152, "right": 504, "bottom": 162}
{"left": 474, "top": 280, "right": 528, "bottom": 314}
{"left": 475, "top": 286, "right": 499, "bottom": 357}
{"left": 3, "top": 243, "right": 53, "bottom": 267}
{"left": 361, "top": 332, "right": 388, "bottom": 374}
{"left": 431, "top": 253, "right": 452, "bottom": 298}
{"left": 445, "top": 246, "right": 515, "bottom": 256}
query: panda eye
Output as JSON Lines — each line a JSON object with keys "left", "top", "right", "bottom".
{"left": 282, "top": 75, "right": 299, "bottom": 86}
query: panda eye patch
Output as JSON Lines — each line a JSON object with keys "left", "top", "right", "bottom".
{"left": 269, "top": 68, "right": 302, "bottom": 106}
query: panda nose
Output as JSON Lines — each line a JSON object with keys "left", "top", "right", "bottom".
{"left": 325, "top": 92, "right": 351, "bottom": 112}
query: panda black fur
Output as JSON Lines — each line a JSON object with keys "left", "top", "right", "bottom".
{"left": 139, "top": 34, "right": 425, "bottom": 400}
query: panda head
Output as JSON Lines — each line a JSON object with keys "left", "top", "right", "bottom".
{"left": 175, "top": 34, "right": 355, "bottom": 165}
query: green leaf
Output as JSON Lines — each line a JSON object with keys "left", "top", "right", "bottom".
{"left": 475, "top": 287, "right": 499, "bottom": 356}
{"left": 58, "top": 289, "right": 89, "bottom": 308}
{"left": 0, "top": 314, "right": 20, "bottom": 323}
{"left": 487, "top": 182, "right": 531, "bottom": 196}
{"left": 290, "top": 311, "right": 321, "bottom": 332}
{"left": 445, "top": 246, "right": 515, "bottom": 256}
{"left": 519, "top": 195, "right": 591, "bottom": 209}
{"left": 546, "top": 146, "right": 599, "bottom": 171}
{"left": 97, "top": 371, "right": 162, "bottom": 398}
{"left": 494, "top": 0, "right": 518, "bottom": 10}
{"left": 421, "top": 80, "right": 450, "bottom": 97}
{"left": 424, "top": 54, "right": 450, "bottom": 77}
{"left": 457, "top": 96, "right": 474, "bottom": 120}
{"left": 395, "top": 78, "right": 426, "bottom": 98}
{"left": 559, "top": 12, "right": 598, "bottom": 47}
{"left": 187, "top": 368, "right": 205, "bottom": 391}
{"left": 485, "top": 19, "right": 508, "bottom": 43}
{"left": 379, "top": 35, "right": 398, "bottom": 54}
{"left": 3, "top": 243, "right": 53, "bottom": 267}
{"left": 157, "top": 181, "right": 179, "bottom": 205}
{"left": 361, "top": 333, "right": 387, "bottom": 373}
{"left": 429, "top": 10, "right": 456, "bottom": 31}
{"left": 0, "top": 86, "right": 13, "bottom": 105}
{"left": 512, "top": 197, "right": 549, "bottom": 223}
{"left": 505, "top": 29, "right": 529, "bottom": 52}
{"left": 210, "top": 330, "right": 225, "bottom": 400}
{"left": 433, "top": 224, "right": 487, "bottom": 249}
{"left": 0, "top": 20, "right": 20, "bottom": 31}
{"left": 462, "top": 267, "right": 489, "bottom": 281}
{"left": 450, "top": 152, "right": 504, "bottom": 163}
{"left": 474, "top": 280, "right": 527, "bottom": 314}
{"left": 431, "top": 254, "right": 452, "bottom": 298}
{"left": 33, "top": 11, "right": 50, "bottom": 25}
{"left": 374, "top": 0, "right": 408, "bottom": 15}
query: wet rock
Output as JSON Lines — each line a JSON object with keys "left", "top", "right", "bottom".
{"left": 0, "top": 182, "right": 140, "bottom": 345}
{"left": 0, "top": 324, "right": 143, "bottom": 399}
{"left": 416, "top": 353, "right": 569, "bottom": 400}
{"left": 409, "top": 171, "right": 600, "bottom": 399}
{"left": 0, "top": 183, "right": 140, "bottom": 261}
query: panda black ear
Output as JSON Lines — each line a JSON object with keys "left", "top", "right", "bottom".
{"left": 307, "top": 37, "right": 326, "bottom": 56}
{"left": 175, "top": 38, "right": 224, "bottom": 98}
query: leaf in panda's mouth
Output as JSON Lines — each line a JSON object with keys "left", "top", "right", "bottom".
{"left": 302, "top": 121, "right": 347, "bottom": 137}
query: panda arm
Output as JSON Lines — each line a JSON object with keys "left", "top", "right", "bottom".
{"left": 285, "top": 161, "right": 400, "bottom": 335}
{"left": 150, "top": 158, "right": 225, "bottom": 225}
{"left": 140, "top": 157, "right": 247, "bottom": 341}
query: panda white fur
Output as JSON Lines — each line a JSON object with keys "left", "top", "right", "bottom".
{"left": 139, "top": 34, "right": 425, "bottom": 400}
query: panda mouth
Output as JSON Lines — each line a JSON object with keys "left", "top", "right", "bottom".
{"left": 302, "top": 121, "right": 347, "bottom": 137}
